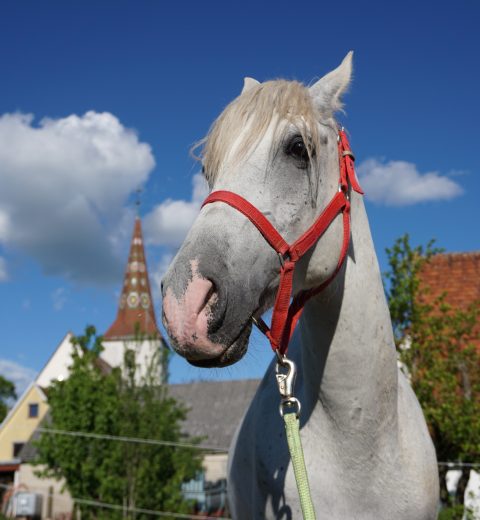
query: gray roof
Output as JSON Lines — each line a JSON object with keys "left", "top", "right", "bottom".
{"left": 19, "top": 379, "right": 261, "bottom": 462}
{"left": 18, "top": 416, "right": 46, "bottom": 462}
{"left": 168, "top": 379, "right": 261, "bottom": 451}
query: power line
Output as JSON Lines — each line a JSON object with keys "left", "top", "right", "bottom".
{"left": 437, "top": 462, "right": 479, "bottom": 468}
{"left": 0, "top": 483, "right": 72, "bottom": 505}
{"left": 3, "top": 463, "right": 480, "bottom": 519}
{"left": 0, "top": 481, "right": 218, "bottom": 499}
{"left": 73, "top": 497, "right": 230, "bottom": 520}
{"left": 37, "top": 427, "right": 229, "bottom": 453}
{"left": 0, "top": 483, "right": 231, "bottom": 520}
{"left": 34, "top": 429, "right": 480, "bottom": 469}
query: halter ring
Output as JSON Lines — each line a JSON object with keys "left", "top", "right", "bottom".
{"left": 279, "top": 397, "right": 301, "bottom": 418}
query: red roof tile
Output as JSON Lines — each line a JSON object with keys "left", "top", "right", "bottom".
{"left": 104, "top": 217, "right": 161, "bottom": 340}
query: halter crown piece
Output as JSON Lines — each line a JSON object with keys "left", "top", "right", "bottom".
{"left": 202, "top": 129, "right": 364, "bottom": 358}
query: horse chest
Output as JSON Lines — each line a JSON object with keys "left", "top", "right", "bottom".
{"left": 230, "top": 384, "right": 422, "bottom": 520}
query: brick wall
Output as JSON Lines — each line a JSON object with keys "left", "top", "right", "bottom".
{"left": 419, "top": 252, "right": 480, "bottom": 349}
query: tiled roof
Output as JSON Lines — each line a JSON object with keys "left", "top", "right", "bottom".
{"left": 19, "top": 379, "right": 262, "bottom": 462}
{"left": 168, "top": 379, "right": 261, "bottom": 451}
{"left": 104, "top": 216, "right": 160, "bottom": 340}
{"left": 420, "top": 252, "right": 480, "bottom": 310}
{"left": 18, "top": 418, "right": 45, "bottom": 462}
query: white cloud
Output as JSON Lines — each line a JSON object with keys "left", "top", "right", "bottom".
{"left": 0, "top": 257, "right": 7, "bottom": 282}
{"left": 144, "top": 174, "right": 209, "bottom": 303}
{"left": 0, "top": 359, "right": 37, "bottom": 396}
{"left": 52, "top": 287, "right": 67, "bottom": 311}
{"left": 151, "top": 252, "right": 175, "bottom": 303}
{"left": 0, "top": 210, "right": 10, "bottom": 242}
{"left": 357, "top": 158, "right": 463, "bottom": 206}
{"left": 0, "top": 111, "right": 155, "bottom": 284}
{"left": 143, "top": 173, "right": 208, "bottom": 248}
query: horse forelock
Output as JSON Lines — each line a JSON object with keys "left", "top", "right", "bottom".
{"left": 193, "top": 80, "right": 325, "bottom": 185}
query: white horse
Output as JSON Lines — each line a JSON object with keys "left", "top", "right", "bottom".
{"left": 161, "top": 52, "right": 439, "bottom": 519}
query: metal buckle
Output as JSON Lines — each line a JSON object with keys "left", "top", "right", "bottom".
{"left": 275, "top": 356, "right": 301, "bottom": 417}
{"left": 338, "top": 183, "right": 350, "bottom": 201}
{"left": 342, "top": 150, "right": 355, "bottom": 161}
{"left": 276, "top": 357, "right": 296, "bottom": 397}
{"left": 252, "top": 316, "right": 270, "bottom": 335}
{"left": 278, "top": 251, "right": 291, "bottom": 268}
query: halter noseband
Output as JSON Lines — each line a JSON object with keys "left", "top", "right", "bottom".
{"left": 202, "top": 129, "right": 363, "bottom": 357}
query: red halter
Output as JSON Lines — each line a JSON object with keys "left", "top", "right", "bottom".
{"left": 202, "top": 129, "right": 363, "bottom": 357}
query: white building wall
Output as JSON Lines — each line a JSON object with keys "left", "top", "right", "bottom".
{"left": 203, "top": 453, "right": 228, "bottom": 482}
{"left": 16, "top": 464, "right": 73, "bottom": 519}
{"left": 447, "top": 469, "right": 480, "bottom": 517}
{"left": 101, "top": 338, "right": 164, "bottom": 382}
{"left": 36, "top": 333, "right": 76, "bottom": 388}
{"left": 99, "top": 339, "right": 124, "bottom": 368}
{"left": 35, "top": 333, "right": 164, "bottom": 391}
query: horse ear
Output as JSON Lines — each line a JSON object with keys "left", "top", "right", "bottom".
{"left": 309, "top": 51, "right": 353, "bottom": 114}
{"left": 242, "top": 77, "right": 260, "bottom": 94}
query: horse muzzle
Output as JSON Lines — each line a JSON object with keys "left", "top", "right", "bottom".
{"left": 161, "top": 259, "right": 252, "bottom": 367}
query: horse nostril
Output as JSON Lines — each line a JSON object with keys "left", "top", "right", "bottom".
{"left": 201, "top": 278, "right": 227, "bottom": 335}
{"left": 203, "top": 279, "right": 216, "bottom": 308}
{"left": 195, "top": 278, "right": 218, "bottom": 318}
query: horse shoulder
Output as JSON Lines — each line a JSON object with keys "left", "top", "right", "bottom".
{"left": 395, "top": 369, "right": 440, "bottom": 517}
{"left": 228, "top": 371, "right": 294, "bottom": 518}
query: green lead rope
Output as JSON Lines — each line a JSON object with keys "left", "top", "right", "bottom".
{"left": 283, "top": 412, "right": 316, "bottom": 520}
{"left": 275, "top": 355, "right": 316, "bottom": 519}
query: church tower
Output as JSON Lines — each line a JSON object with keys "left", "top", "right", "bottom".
{"left": 102, "top": 215, "right": 167, "bottom": 381}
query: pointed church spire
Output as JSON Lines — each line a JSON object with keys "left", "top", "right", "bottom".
{"left": 104, "top": 216, "right": 159, "bottom": 340}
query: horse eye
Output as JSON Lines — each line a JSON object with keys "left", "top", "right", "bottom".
{"left": 286, "top": 136, "right": 310, "bottom": 163}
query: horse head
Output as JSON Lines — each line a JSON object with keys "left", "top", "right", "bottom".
{"left": 162, "top": 52, "right": 354, "bottom": 367}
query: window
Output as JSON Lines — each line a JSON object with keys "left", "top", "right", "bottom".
{"left": 28, "top": 403, "right": 39, "bottom": 418}
{"left": 13, "top": 442, "right": 24, "bottom": 458}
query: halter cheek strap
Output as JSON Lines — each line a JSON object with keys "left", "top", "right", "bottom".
{"left": 202, "top": 130, "right": 363, "bottom": 357}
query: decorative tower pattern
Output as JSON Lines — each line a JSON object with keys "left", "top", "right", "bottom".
{"left": 104, "top": 216, "right": 159, "bottom": 339}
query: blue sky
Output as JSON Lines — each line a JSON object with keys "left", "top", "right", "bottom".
{"left": 0, "top": 1, "right": 478, "bottom": 393}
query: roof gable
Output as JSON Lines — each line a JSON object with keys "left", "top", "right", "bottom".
{"left": 0, "top": 383, "right": 47, "bottom": 432}
{"left": 36, "top": 332, "right": 77, "bottom": 388}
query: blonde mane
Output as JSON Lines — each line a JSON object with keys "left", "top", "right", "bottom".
{"left": 194, "top": 80, "right": 326, "bottom": 186}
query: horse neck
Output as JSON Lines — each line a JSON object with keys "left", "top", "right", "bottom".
{"left": 298, "top": 192, "right": 398, "bottom": 427}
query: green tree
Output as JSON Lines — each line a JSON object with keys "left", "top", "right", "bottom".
{"left": 0, "top": 374, "right": 16, "bottom": 422}
{"left": 384, "top": 235, "right": 480, "bottom": 516}
{"left": 34, "top": 326, "right": 201, "bottom": 519}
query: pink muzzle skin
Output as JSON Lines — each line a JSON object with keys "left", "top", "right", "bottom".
{"left": 162, "top": 260, "right": 224, "bottom": 361}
